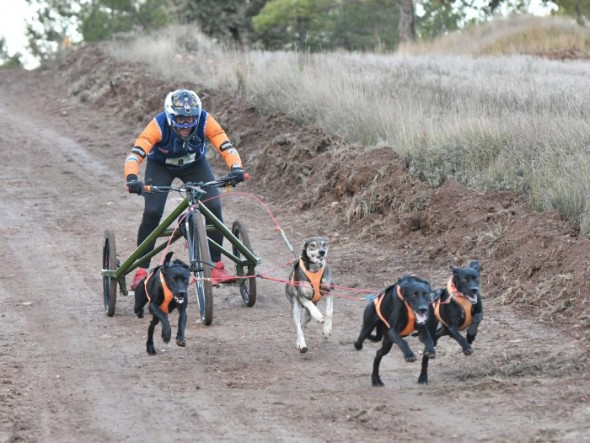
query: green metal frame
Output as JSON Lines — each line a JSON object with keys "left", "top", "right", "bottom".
{"left": 101, "top": 197, "right": 261, "bottom": 295}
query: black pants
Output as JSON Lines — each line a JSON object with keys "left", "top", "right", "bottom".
{"left": 137, "top": 158, "right": 224, "bottom": 268}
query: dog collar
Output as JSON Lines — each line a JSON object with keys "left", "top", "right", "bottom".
{"left": 447, "top": 277, "right": 466, "bottom": 301}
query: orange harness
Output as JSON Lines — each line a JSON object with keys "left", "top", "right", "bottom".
{"left": 434, "top": 277, "right": 473, "bottom": 331}
{"left": 144, "top": 270, "right": 174, "bottom": 314}
{"left": 294, "top": 259, "right": 326, "bottom": 303}
{"left": 374, "top": 286, "right": 416, "bottom": 337}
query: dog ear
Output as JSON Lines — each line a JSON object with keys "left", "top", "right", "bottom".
{"left": 430, "top": 288, "right": 443, "bottom": 302}
{"left": 469, "top": 260, "right": 481, "bottom": 273}
{"left": 163, "top": 251, "right": 174, "bottom": 269}
{"left": 300, "top": 240, "right": 309, "bottom": 258}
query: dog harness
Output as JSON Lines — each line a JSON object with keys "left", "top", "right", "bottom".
{"left": 295, "top": 259, "right": 326, "bottom": 303}
{"left": 434, "top": 276, "right": 473, "bottom": 330}
{"left": 374, "top": 286, "right": 416, "bottom": 337}
{"left": 143, "top": 270, "right": 174, "bottom": 314}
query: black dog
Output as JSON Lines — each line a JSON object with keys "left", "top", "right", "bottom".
{"left": 134, "top": 252, "right": 191, "bottom": 356}
{"left": 354, "top": 275, "right": 435, "bottom": 387}
{"left": 418, "top": 260, "right": 483, "bottom": 384}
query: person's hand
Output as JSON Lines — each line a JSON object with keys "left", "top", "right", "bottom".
{"left": 126, "top": 174, "right": 144, "bottom": 195}
{"left": 227, "top": 167, "right": 245, "bottom": 186}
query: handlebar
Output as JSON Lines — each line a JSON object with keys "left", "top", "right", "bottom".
{"left": 144, "top": 172, "right": 250, "bottom": 194}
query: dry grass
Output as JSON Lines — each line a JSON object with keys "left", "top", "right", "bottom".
{"left": 400, "top": 14, "right": 590, "bottom": 57}
{"left": 103, "top": 16, "right": 590, "bottom": 235}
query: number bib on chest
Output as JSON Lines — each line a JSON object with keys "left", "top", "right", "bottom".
{"left": 166, "top": 153, "right": 196, "bottom": 166}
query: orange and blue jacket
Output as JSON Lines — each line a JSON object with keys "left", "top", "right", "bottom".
{"left": 124, "top": 111, "right": 242, "bottom": 179}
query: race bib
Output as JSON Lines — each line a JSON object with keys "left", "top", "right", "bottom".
{"left": 165, "top": 153, "right": 196, "bottom": 166}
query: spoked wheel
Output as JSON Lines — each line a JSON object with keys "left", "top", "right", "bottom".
{"left": 231, "top": 220, "right": 257, "bottom": 307}
{"left": 188, "top": 212, "right": 213, "bottom": 325}
{"left": 102, "top": 229, "right": 118, "bottom": 317}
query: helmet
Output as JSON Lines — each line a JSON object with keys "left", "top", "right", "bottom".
{"left": 164, "top": 89, "right": 202, "bottom": 138}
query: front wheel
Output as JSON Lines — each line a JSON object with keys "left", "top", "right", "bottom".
{"left": 231, "top": 220, "right": 257, "bottom": 307}
{"left": 102, "top": 229, "right": 118, "bottom": 317}
{"left": 188, "top": 212, "right": 213, "bottom": 325}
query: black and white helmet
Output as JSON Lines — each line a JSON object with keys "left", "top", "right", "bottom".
{"left": 164, "top": 89, "right": 202, "bottom": 138}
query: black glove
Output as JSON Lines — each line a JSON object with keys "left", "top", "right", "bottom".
{"left": 227, "top": 167, "right": 245, "bottom": 186}
{"left": 126, "top": 174, "right": 144, "bottom": 195}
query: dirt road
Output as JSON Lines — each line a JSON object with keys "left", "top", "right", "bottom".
{"left": 0, "top": 51, "right": 589, "bottom": 443}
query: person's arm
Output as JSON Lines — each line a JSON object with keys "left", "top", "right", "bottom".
{"left": 124, "top": 118, "right": 162, "bottom": 180}
{"left": 204, "top": 114, "right": 242, "bottom": 170}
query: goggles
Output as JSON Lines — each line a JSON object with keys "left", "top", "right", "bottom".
{"left": 172, "top": 114, "right": 198, "bottom": 129}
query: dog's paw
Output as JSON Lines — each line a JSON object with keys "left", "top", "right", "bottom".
{"left": 147, "top": 344, "right": 157, "bottom": 356}
{"left": 162, "top": 328, "right": 172, "bottom": 343}
{"left": 463, "top": 347, "right": 473, "bottom": 356}
{"left": 323, "top": 328, "right": 332, "bottom": 340}
{"left": 371, "top": 376, "right": 385, "bottom": 387}
{"left": 354, "top": 341, "right": 363, "bottom": 350}
{"left": 135, "top": 309, "right": 144, "bottom": 319}
{"left": 424, "top": 350, "right": 436, "bottom": 359}
{"left": 315, "top": 315, "right": 325, "bottom": 324}
{"left": 296, "top": 339, "right": 308, "bottom": 353}
{"left": 323, "top": 318, "right": 332, "bottom": 338}
{"left": 404, "top": 353, "right": 417, "bottom": 363}
{"left": 176, "top": 338, "right": 186, "bottom": 347}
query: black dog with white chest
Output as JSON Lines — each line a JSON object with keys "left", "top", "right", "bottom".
{"left": 134, "top": 251, "right": 191, "bottom": 356}
{"left": 418, "top": 260, "right": 483, "bottom": 384}
{"left": 354, "top": 275, "right": 435, "bottom": 387}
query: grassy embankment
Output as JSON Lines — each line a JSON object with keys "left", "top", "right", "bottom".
{"left": 104, "top": 15, "right": 590, "bottom": 235}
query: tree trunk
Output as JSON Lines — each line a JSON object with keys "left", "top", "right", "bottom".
{"left": 397, "top": 0, "right": 415, "bottom": 44}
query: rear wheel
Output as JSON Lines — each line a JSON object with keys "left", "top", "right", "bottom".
{"left": 102, "top": 229, "right": 118, "bottom": 317}
{"left": 188, "top": 212, "right": 213, "bottom": 325}
{"left": 231, "top": 220, "right": 257, "bottom": 307}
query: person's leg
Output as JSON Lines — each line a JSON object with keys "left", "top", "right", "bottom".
{"left": 132, "top": 161, "right": 175, "bottom": 289}
{"left": 179, "top": 159, "right": 224, "bottom": 262}
{"left": 180, "top": 160, "right": 235, "bottom": 284}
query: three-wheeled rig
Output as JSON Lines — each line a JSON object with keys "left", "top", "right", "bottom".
{"left": 101, "top": 175, "right": 261, "bottom": 325}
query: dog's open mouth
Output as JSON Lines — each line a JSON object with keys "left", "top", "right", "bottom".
{"left": 414, "top": 311, "right": 428, "bottom": 324}
{"left": 311, "top": 256, "right": 326, "bottom": 265}
{"left": 465, "top": 293, "right": 478, "bottom": 304}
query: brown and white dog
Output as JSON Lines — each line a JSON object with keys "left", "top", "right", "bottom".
{"left": 285, "top": 237, "right": 334, "bottom": 353}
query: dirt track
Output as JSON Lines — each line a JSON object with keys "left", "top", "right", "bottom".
{"left": 1, "top": 50, "right": 589, "bottom": 443}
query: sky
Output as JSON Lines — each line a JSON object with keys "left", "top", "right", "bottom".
{"left": 0, "top": 0, "right": 39, "bottom": 68}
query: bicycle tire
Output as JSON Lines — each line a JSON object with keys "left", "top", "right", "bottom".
{"left": 102, "top": 229, "right": 118, "bottom": 317}
{"left": 231, "top": 220, "right": 257, "bottom": 307}
{"left": 188, "top": 212, "right": 214, "bottom": 325}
